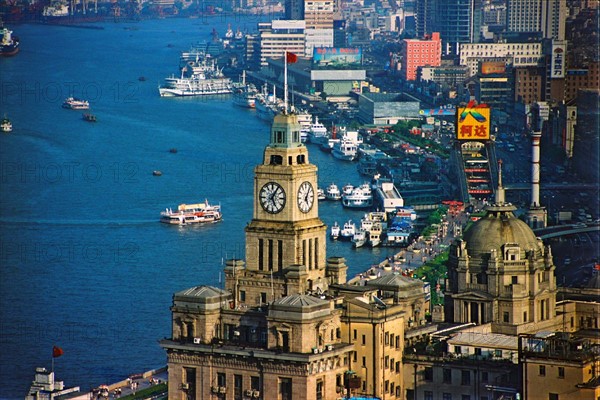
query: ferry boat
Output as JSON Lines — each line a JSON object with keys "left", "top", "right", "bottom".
{"left": 160, "top": 201, "right": 222, "bottom": 225}
{"left": 325, "top": 183, "right": 341, "bottom": 201}
{"left": 0, "top": 27, "right": 19, "bottom": 56}
{"left": 330, "top": 221, "right": 340, "bottom": 240}
{"left": 159, "top": 60, "right": 232, "bottom": 97}
{"left": 1, "top": 117, "right": 12, "bottom": 133}
{"left": 342, "top": 184, "right": 373, "bottom": 209}
{"left": 307, "top": 116, "right": 327, "bottom": 143}
{"left": 339, "top": 220, "right": 356, "bottom": 241}
{"left": 62, "top": 97, "right": 90, "bottom": 110}
{"left": 331, "top": 137, "right": 358, "bottom": 161}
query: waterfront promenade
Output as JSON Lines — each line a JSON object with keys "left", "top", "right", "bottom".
{"left": 68, "top": 367, "right": 168, "bottom": 400}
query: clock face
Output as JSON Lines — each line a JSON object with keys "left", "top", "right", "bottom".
{"left": 297, "top": 181, "right": 314, "bottom": 213}
{"left": 259, "top": 182, "right": 286, "bottom": 214}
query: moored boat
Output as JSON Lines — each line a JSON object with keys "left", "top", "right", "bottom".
{"left": 160, "top": 200, "right": 222, "bottom": 225}
{"left": 330, "top": 221, "right": 340, "bottom": 240}
{"left": 325, "top": 183, "right": 341, "bottom": 201}
{"left": 339, "top": 220, "right": 356, "bottom": 241}
{"left": 342, "top": 184, "right": 373, "bottom": 209}
{"left": 331, "top": 137, "right": 358, "bottom": 161}
{"left": 62, "top": 97, "right": 90, "bottom": 110}
{"left": 317, "top": 188, "right": 326, "bottom": 201}
{"left": 307, "top": 116, "right": 327, "bottom": 143}
{"left": 159, "top": 59, "right": 232, "bottom": 97}
{"left": 352, "top": 229, "right": 367, "bottom": 248}
{"left": 232, "top": 71, "right": 257, "bottom": 108}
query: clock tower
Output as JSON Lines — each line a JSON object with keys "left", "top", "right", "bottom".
{"left": 227, "top": 112, "right": 328, "bottom": 305}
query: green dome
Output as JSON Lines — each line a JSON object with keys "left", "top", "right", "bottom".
{"left": 463, "top": 205, "right": 540, "bottom": 257}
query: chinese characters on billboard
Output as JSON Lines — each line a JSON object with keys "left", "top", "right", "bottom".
{"left": 313, "top": 47, "right": 362, "bottom": 66}
{"left": 456, "top": 105, "right": 491, "bottom": 140}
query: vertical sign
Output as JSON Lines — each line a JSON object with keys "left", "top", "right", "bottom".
{"left": 456, "top": 105, "right": 491, "bottom": 140}
{"left": 551, "top": 43, "right": 566, "bottom": 79}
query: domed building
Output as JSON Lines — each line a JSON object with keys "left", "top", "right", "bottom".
{"left": 445, "top": 170, "right": 558, "bottom": 335}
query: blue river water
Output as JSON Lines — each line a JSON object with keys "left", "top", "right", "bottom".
{"left": 0, "top": 18, "right": 396, "bottom": 398}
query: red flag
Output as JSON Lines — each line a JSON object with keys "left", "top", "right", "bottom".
{"left": 53, "top": 346, "right": 64, "bottom": 358}
{"left": 286, "top": 52, "right": 298, "bottom": 64}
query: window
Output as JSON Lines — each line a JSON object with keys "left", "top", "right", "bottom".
{"left": 279, "top": 377, "right": 292, "bottom": 400}
{"left": 539, "top": 365, "right": 546, "bottom": 376}
{"left": 425, "top": 391, "right": 434, "bottom": 400}
{"left": 362, "top": 356, "right": 366, "bottom": 367}
{"left": 424, "top": 367, "right": 433, "bottom": 381}
{"left": 260, "top": 292, "right": 267, "bottom": 304}
{"left": 549, "top": 394, "right": 559, "bottom": 400}
{"left": 217, "top": 372, "right": 226, "bottom": 387}
{"left": 494, "top": 349, "right": 502, "bottom": 358}
{"left": 443, "top": 393, "right": 452, "bottom": 400}
{"left": 396, "top": 361, "right": 401, "bottom": 373}
{"left": 234, "top": 375, "right": 243, "bottom": 400}
{"left": 503, "top": 312, "right": 509, "bottom": 323}
{"left": 385, "top": 356, "right": 389, "bottom": 368}
{"left": 455, "top": 346, "right": 462, "bottom": 354}
{"left": 240, "top": 290, "right": 246, "bottom": 302}
{"left": 385, "top": 332, "right": 389, "bottom": 345}
{"left": 558, "top": 367, "right": 565, "bottom": 378}
{"left": 353, "top": 329, "right": 357, "bottom": 340}
{"left": 475, "top": 348, "right": 481, "bottom": 356}
{"left": 316, "top": 379, "right": 323, "bottom": 400}
{"left": 362, "top": 334, "right": 366, "bottom": 345}
{"left": 462, "top": 396, "right": 471, "bottom": 400}
{"left": 443, "top": 369, "right": 452, "bottom": 384}
{"left": 481, "top": 371, "right": 488, "bottom": 383}
{"left": 385, "top": 380, "right": 389, "bottom": 392}
{"left": 461, "top": 370, "right": 471, "bottom": 385}
{"left": 512, "top": 276, "right": 518, "bottom": 284}
{"left": 251, "top": 376, "right": 260, "bottom": 391}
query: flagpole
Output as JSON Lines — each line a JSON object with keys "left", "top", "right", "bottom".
{"left": 284, "top": 50, "right": 288, "bottom": 114}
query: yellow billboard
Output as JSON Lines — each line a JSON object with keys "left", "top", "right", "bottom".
{"left": 456, "top": 104, "right": 491, "bottom": 140}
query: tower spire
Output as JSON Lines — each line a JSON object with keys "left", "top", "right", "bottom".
{"left": 495, "top": 159, "right": 505, "bottom": 205}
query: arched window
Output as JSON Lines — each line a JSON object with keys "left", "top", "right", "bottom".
{"left": 270, "top": 155, "right": 283, "bottom": 165}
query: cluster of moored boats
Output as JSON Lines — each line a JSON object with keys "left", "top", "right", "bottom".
{"left": 319, "top": 182, "right": 374, "bottom": 208}
{"left": 330, "top": 207, "right": 417, "bottom": 248}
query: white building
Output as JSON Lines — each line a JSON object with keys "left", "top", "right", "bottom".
{"left": 259, "top": 20, "right": 306, "bottom": 67}
{"left": 459, "top": 42, "right": 543, "bottom": 76}
{"left": 304, "top": 28, "right": 334, "bottom": 57}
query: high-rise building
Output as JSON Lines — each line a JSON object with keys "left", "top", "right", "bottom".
{"left": 507, "top": 0, "right": 566, "bottom": 40}
{"left": 304, "top": 0, "right": 334, "bottom": 29}
{"left": 401, "top": 32, "right": 442, "bottom": 81}
{"left": 284, "top": 0, "right": 304, "bottom": 20}
{"left": 415, "top": 0, "right": 478, "bottom": 55}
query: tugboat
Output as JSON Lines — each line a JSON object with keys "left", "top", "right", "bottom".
{"left": 330, "top": 221, "right": 340, "bottom": 240}
{"left": 0, "top": 27, "right": 19, "bottom": 56}
{"left": 1, "top": 116, "right": 12, "bottom": 133}
{"left": 82, "top": 113, "right": 97, "bottom": 122}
